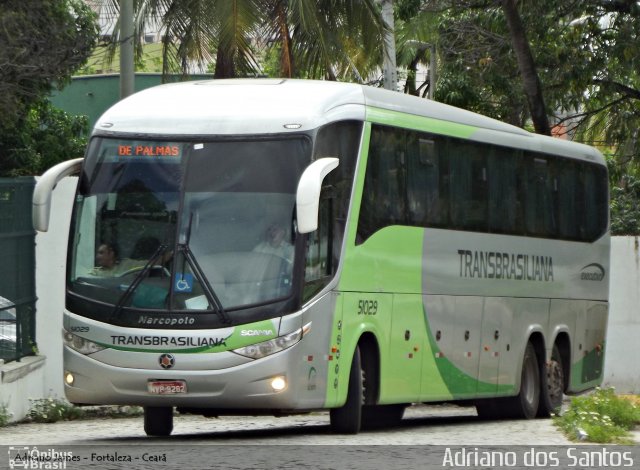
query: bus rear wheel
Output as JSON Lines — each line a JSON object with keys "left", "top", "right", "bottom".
{"left": 505, "top": 342, "right": 540, "bottom": 419}
{"left": 330, "top": 346, "right": 363, "bottom": 434}
{"left": 538, "top": 344, "right": 564, "bottom": 417}
{"left": 144, "top": 406, "right": 173, "bottom": 436}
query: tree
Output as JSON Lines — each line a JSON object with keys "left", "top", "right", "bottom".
{"left": 403, "top": 1, "right": 639, "bottom": 232}
{"left": 561, "top": 1, "right": 640, "bottom": 168}
{"left": 0, "top": 0, "right": 98, "bottom": 125}
{"left": 0, "top": 0, "right": 98, "bottom": 176}
{"left": 99, "top": 0, "right": 386, "bottom": 81}
{"left": 500, "top": 0, "right": 550, "bottom": 135}
{"left": 0, "top": 101, "right": 90, "bottom": 177}
{"left": 394, "top": 0, "right": 439, "bottom": 96}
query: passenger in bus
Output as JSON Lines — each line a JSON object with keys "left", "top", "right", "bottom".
{"left": 253, "top": 223, "right": 293, "bottom": 262}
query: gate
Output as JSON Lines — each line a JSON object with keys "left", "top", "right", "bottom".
{"left": 0, "top": 177, "right": 37, "bottom": 363}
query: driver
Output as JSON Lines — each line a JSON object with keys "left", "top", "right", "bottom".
{"left": 89, "top": 242, "right": 145, "bottom": 277}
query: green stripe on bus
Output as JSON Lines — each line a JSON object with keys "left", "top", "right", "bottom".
{"left": 423, "top": 305, "right": 514, "bottom": 397}
{"left": 569, "top": 345, "right": 605, "bottom": 392}
{"left": 96, "top": 319, "right": 278, "bottom": 354}
{"left": 366, "top": 107, "right": 478, "bottom": 139}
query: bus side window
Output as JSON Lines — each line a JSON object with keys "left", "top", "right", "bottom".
{"left": 524, "top": 155, "right": 556, "bottom": 238}
{"left": 580, "top": 164, "right": 608, "bottom": 241}
{"left": 303, "top": 193, "right": 332, "bottom": 301}
{"left": 407, "top": 134, "right": 446, "bottom": 227}
{"left": 554, "top": 158, "right": 579, "bottom": 240}
{"left": 448, "top": 141, "right": 487, "bottom": 232}
{"left": 357, "top": 125, "right": 407, "bottom": 243}
{"left": 488, "top": 147, "right": 523, "bottom": 234}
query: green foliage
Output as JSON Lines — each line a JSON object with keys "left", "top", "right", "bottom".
{"left": 0, "top": 404, "right": 11, "bottom": 427}
{"left": 0, "top": 0, "right": 98, "bottom": 124}
{"left": 99, "top": 0, "right": 384, "bottom": 81}
{"left": 0, "top": 0, "right": 98, "bottom": 176}
{"left": 424, "top": 1, "right": 639, "bottom": 150}
{"left": 608, "top": 155, "right": 640, "bottom": 235}
{"left": 555, "top": 388, "right": 640, "bottom": 444}
{"left": 27, "top": 398, "right": 85, "bottom": 424}
{"left": 0, "top": 100, "right": 89, "bottom": 177}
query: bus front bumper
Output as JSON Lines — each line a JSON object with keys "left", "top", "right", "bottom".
{"left": 62, "top": 344, "right": 317, "bottom": 411}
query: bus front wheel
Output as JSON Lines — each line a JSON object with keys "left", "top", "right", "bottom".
{"left": 330, "top": 346, "right": 363, "bottom": 434}
{"left": 144, "top": 406, "right": 173, "bottom": 436}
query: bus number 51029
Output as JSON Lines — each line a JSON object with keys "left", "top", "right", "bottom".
{"left": 358, "top": 299, "right": 378, "bottom": 315}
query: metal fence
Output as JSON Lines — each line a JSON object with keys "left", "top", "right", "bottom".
{"left": 0, "top": 177, "right": 37, "bottom": 363}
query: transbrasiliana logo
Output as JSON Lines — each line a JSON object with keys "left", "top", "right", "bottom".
{"left": 8, "top": 446, "right": 77, "bottom": 469}
{"left": 580, "top": 263, "right": 606, "bottom": 281}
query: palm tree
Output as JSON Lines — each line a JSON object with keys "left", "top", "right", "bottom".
{"left": 99, "top": 0, "right": 386, "bottom": 81}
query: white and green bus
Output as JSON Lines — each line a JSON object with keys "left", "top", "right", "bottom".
{"left": 33, "top": 79, "right": 609, "bottom": 436}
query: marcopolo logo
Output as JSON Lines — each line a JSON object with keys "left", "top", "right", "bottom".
{"left": 580, "top": 263, "right": 606, "bottom": 281}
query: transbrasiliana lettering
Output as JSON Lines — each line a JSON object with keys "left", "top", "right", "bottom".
{"left": 457, "top": 249, "right": 554, "bottom": 282}
{"left": 110, "top": 335, "right": 228, "bottom": 348}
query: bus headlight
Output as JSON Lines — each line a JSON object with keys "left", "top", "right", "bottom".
{"left": 63, "top": 330, "right": 105, "bottom": 355}
{"left": 233, "top": 323, "right": 310, "bottom": 360}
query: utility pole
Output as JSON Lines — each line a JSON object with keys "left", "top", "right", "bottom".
{"left": 429, "top": 43, "right": 437, "bottom": 100}
{"left": 380, "top": 0, "right": 397, "bottom": 91}
{"left": 120, "top": 0, "right": 135, "bottom": 99}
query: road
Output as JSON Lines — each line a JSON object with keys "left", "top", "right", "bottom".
{"left": 2, "top": 405, "right": 638, "bottom": 470}
{"left": 1, "top": 404, "right": 572, "bottom": 445}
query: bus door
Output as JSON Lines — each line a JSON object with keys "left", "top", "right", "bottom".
{"left": 447, "top": 296, "right": 483, "bottom": 398}
{"left": 384, "top": 294, "right": 424, "bottom": 403}
{"left": 478, "top": 298, "right": 514, "bottom": 397}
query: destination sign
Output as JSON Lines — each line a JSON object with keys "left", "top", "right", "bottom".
{"left": 117, "top": 144, "right": 181, "bottom": 157}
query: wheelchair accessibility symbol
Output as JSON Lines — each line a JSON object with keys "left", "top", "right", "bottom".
{"left": 174, "top": 273, "right": 194, "bottom": 293}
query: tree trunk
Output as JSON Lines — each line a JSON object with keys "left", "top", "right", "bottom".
{"left": 214, "top": 46, "right": 236, "bottom": 79}
{"left": 275, "top": 1, "right": 294, "bottom": 78}
{"left": 501, "top": 0, "right": 551, "bottom": 136}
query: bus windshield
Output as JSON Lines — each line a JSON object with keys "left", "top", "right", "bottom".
{"left": 68, "top": 137, "right": 311, "bottom": 316}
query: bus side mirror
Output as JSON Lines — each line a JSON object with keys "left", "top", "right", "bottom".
{"left": 32, "top": 158, "right": 83, "bottom": 232}
{"left": 296, "top": 157, "right": 339, "bottom": 234}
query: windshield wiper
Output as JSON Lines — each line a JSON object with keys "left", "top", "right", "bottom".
{"left": 109, "top": 243, "right": 170, "bottom": 321}
{"left": 178, "top": 243, "right": 230, "bottom": 324}
{"left": 179, "top": 211, "right": 229, "bottom": 323}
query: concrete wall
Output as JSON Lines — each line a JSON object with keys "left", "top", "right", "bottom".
{"left": 28, "top": 179, "right": 640, "bottom": 407}
{"left": 0, "top": 356, "right": 46, "bottom": 422}
{"left": 602, "top": 236, "right": 640, "bottom": 393}
{"left": 34, "top": 177, "right": 78, "bottom": 400}
{"left": 49, "top": 74, "right": 212, "bottom": 131}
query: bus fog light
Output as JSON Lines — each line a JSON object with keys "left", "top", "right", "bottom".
{"left": 64, "top": 371, "right": 75, "bottom": 386}
{"left": 270, "top": 376, "right": 287, "bottom": 392}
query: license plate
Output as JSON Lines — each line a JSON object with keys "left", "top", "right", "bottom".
{"left": 147, "top": 380, "right": 187, "bottom": 395}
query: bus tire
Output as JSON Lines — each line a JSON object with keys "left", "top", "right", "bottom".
{"left": 538, "top": 344, "right": 564, "bottom": 417}
{"left": 330, "top": 346, "right": 363, "bottom": 434}
{"left": 505, "top": 342, "right": 540, "bottom": 419}
{"left": 144, "top": 406, "right": 173, "bottom": 436}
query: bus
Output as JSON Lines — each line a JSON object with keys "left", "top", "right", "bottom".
{"left": 33, "top": 79, "right": 609, "bottom": 436}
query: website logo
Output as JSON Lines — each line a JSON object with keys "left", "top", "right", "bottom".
{"left": 580, "top": 263, "right": 606, "bottom": 281}
{"left": 8, "top": 446, "right": 75, "bottom": 469}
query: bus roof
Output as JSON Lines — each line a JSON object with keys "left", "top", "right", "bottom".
{"left": 94, "top": 79, "right": 604, "bottom": 165}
